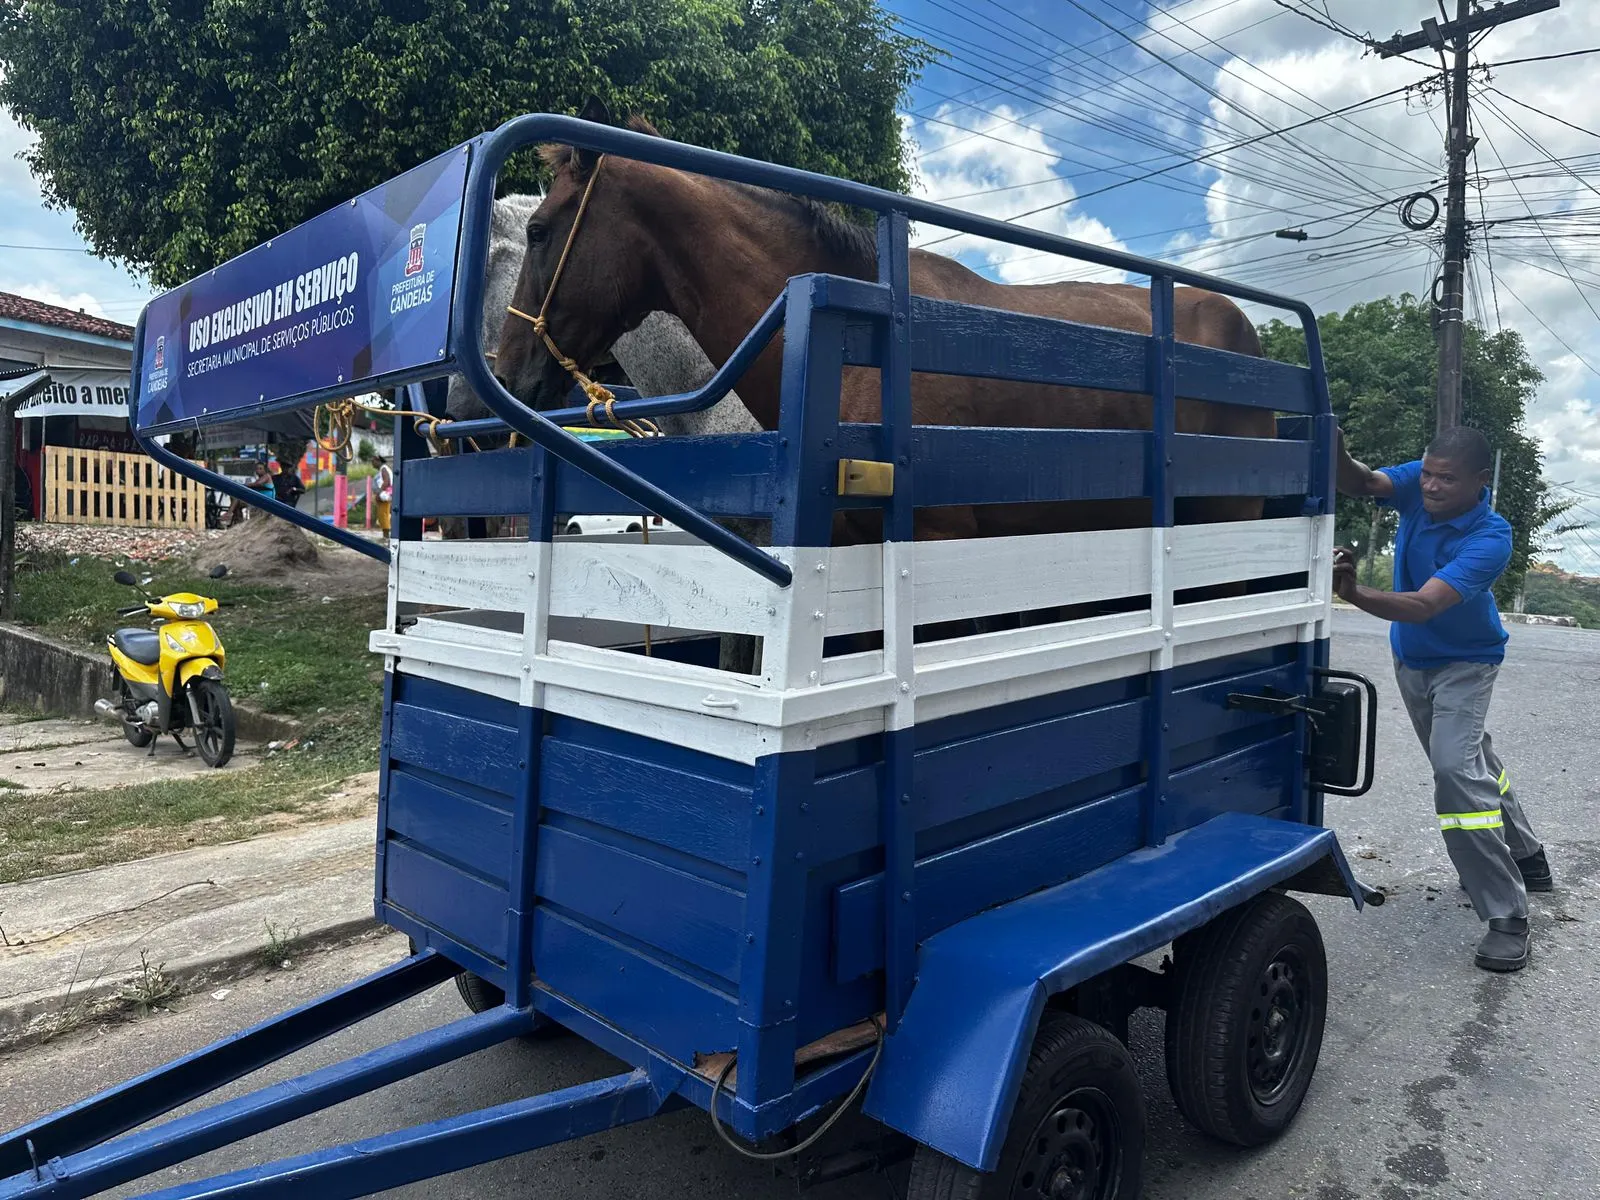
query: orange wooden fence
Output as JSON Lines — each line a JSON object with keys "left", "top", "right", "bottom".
{"left": 43, "top": 446, "right": 204, "bottom": 529}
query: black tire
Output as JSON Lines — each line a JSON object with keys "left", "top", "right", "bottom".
{"left": 1164, "top": 892, "right": 1327, "bottom": 1147}
{"left": 122, "top": 721, "right": 154, "bottom": 749}
{"left": 906, "top": 1014, "right": 1145, "bottom": 1200}
{"left": 189, "top": 678, "right": 236, "bottom": 768}
{"left": 454, "top": 970, "right": 567, "bottom": 1040}
{"left": 626, "top": 523, "right": 643, "bottom": 534}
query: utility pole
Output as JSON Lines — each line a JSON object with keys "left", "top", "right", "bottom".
{"left": 1375, "top": 0, "right": 1560, "bottom": 432}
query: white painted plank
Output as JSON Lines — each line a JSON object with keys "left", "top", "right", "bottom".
{"left": 395, "top": 658, "right": 521, "bottom": 705}
{"left": 1171, "top": 626, "right": 1298, "bottom": 667}
{"left": 548, "top": 541, "right": 780, "bottom": 636}
{"left": 395, "top": 541, "right": 530, "bottom": 613}
{"left": 1170, "top": 518, "right": 1312, "bottom": 592}
{"left": 916, "top": 650, "right": 1153, "bottom": 725}
{"left": 824, "top": 528, "right": 1152, "bottom": 636}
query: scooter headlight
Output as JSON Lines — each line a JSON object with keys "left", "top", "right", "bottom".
{"left": 172, "top": 601, "right": 207, "bottom": 619}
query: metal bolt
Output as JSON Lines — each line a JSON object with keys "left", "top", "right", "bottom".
{"left": 1162, "top": 723, "right": 1170, "bottom": 732}
{"left": 521, "top": 664, "right": 531, "bottom": 672}
{"left": 808, "top": 670, "right": 819, "bottom": 682}
{"left": 800, "top": 802, "right": 810, "bottom": 813}
{"left": 747, "top": 933, "right": 756, "bottom": 944}
{"left": 901, "top": 891, "right": 911, "bottom": 902}
{"left": 1165, "top": 545, "right": 1172, "bottom": 555}
{"left": 767, "top": 606, "right": 777, "bottom": 616}
{"left": 755, "top": 805, "right": 765, "bottom": 816}
{"left": 900, "top": 793, "right": 911, "bottom": 806}
{"left": 895, "top": 312, "right": 906, "bottom": 326}
{"left": 899, "top": 682, "right": 910, "bottom": 693}
{"left": 900, "top": 569, "right": 910, "bottom": 578}
{"left": 813, "top": 610, "right": 825, "bottom": 620}
{"left": 795, "top": 851, "right": 805, "bottom": 861}
{"left": 752, "top": 856, "right": 762, "bottom": 866}
{"left": 815, "top": 562, "right": 826, "bottom": 573}
{"left": 1164, "top": 631, "right": 1173, "bottom": 640}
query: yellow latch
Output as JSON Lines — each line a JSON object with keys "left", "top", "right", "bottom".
{"left": 836, "top": 459, "right": 895, "bottom": 497}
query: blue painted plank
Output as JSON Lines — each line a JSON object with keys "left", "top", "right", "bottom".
{"left": 906, "top": 296, "right": 1148, "bottom": 393}
{"left": 535, "top": 826, "right": 746, "bottom": 983}
{"left": 383, "top": 840, "right": 508, "bottom": 964}
{"left": 1166, "top": 732, "right": 1298, "bottom": 834}
{"left": 1171, "top": 434, "right": 1312, "bottom": 497}
{"left": 532, "top": 908, "right": 738, "bottom": 1064}
{"left": 400, "top": 436, "right": 783, "bottom": 519}
{"left": 393, "top": 673, "right": 520, "bottom": 727}
{"left": 833, "top": 424, "right": 1149, "bottom": 507}
{"left": 805, "top": 698, "right": 1146, "bottom": 863}
{"left": 1171, "top": 341, "right": 1316, "bottom": 413}
{"left": 1169, "top": 662, "right": 1300, "bottom": 753}
{"left": 385, "top": 770, "right": 513, "bottom": 886}
{"left": 539, "top": 738, "right": 753, "bottom": 871}
{"left": 831, "top": 787, "right": 1143, "bottom": 982}
{"left": 388, "top": 703, "right": 519, "bottom": 800}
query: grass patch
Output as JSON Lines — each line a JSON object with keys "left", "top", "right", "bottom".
{"left": 0, "top": 751, "right": 378, "bottom": 883}
{"left": 15, "top": 551, "right": 386, "bottom": 724}
{"left": 5, "top": 550, "right": 387, "bottom": 881}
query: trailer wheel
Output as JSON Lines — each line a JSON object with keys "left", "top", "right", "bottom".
{"left": 1164, "top": 892, "right": 1327, "bottom": 1147}
{"left": 906, "top": 1014, "right": 1144, "bottom": 1200}
{"left": 454, "top": 971, "right": 569, "bottom": 1040}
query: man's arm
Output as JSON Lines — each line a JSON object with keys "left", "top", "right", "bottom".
{"left": 1333, "top": 566, "right": 1461, "bottom": 623}
{"left": 1335, "top": 427, "right": 1395, "bottom": 500}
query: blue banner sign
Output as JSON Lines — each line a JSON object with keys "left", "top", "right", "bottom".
{"left": 135, "top": 144, "right": 470, "bottom": 433}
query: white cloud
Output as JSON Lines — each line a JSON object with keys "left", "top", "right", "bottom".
{"left": 904, "top": 104, "right": 1130, "bottom": 283}
{"left": 0, "top": 280, "right": 114, "bottom": 318}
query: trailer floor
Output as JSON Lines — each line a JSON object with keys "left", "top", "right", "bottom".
{"left": 1, "top": 611, "right": 1595, "bottom": 1200}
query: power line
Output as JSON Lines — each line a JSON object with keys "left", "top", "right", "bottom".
{"left": 1491, "top": 269, "right": 1600, "bottom": 381}
{"left": 1483, "top": 47, "right": 1600, "bottom": 69}
{"left": 918, "top": 80, "right": 1427, "bottom": 247}
{"left": 1481, "top": 86, "right": 1600, "bottom": 144}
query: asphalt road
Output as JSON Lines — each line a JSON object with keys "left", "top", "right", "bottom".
{"left": 3, "top": 610, "right": 1597, "bottom": 1200}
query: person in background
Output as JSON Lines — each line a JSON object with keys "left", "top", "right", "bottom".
{"left": 270, "top": 460, "right": 305, "bottom": 509}
{"left": 374, "top": 456, "right": 394, "bottom": 535}
{"left": 1332, "top": 424, "right": 1549, "bottom": 972}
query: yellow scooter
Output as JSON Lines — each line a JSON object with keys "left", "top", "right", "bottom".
{"left": 95, "top": 565, "right": 237, "bottom": 767}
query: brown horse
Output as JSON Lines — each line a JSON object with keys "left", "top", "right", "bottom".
{"left": 494, "top": 104, "right": 1276, "bottom": 553}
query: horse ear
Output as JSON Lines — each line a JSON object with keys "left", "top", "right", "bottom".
{"left": 573, "top": 96, "right": 613, "bottom": 175}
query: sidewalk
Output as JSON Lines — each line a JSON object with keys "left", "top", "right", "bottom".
{"left": 0, "top": 817, "right": 377, "bottom": 1045}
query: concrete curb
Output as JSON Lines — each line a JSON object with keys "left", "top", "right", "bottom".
{"left": 0, "top": 817, "right": 381, "bottom": 1050}
{"left": 0, "top": 621, "right": 304, "bottom": 743}
{"left": 0, "top": 917, "right": 381, "bottom": 1051}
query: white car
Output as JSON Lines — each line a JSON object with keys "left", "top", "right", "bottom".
{"left": 563, "top": 514, "right": 678, "bottom": 537}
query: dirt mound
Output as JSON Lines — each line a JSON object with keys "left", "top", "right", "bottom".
{"left": 192, "top": 516, "right": 319, "bottom": 581}
{"left": 191, "top": 516, "right": 388, "bottom": 598}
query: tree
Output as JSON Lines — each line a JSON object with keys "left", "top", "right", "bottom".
{"left": 1259, "top": 294, "right": 1553, "bottom": 605}
{"left": 0, "top": 0, "right": 931, "bottom": 288}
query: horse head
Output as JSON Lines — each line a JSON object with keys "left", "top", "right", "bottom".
{"left": 494, "top": 97, "right": 666, "bottom": 413}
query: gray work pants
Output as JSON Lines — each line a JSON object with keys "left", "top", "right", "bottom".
{"left": 1394, "top": 660, "right": 1542, "bottom": 921}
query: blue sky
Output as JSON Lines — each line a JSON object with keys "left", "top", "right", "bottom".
{"left": 5, "top": 0, "right": 1600, "bottom": 566}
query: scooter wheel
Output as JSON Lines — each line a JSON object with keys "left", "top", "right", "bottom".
{"left": 123, "top": 722, "right": 154, "bottom": 749}
{"left": 191, "top": 679, "right": 236, "bottom": 768}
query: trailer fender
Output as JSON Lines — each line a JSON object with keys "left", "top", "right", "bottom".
{"left": 861, "top": 812, "right": 1366, "bottom": 1173}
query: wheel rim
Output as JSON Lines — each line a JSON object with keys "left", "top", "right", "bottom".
{"left": 1012, "top": 1088, "right": 1122, "bottom": 1200}
{"left": 1247, "top": 946, "right": 1314, "bottom": 1105}
{"left": 195, "top": 687, "right": 225, "bottom": 762}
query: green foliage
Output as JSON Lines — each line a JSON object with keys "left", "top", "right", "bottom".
{"left": 0, "top": 0, "right": 931, "bottom": 288}
{"left": 1522, "top": 566, "right": 1600, "bottom": 628}
{"left": 1259, "top": 295, "right": 1554, "bottom": 605}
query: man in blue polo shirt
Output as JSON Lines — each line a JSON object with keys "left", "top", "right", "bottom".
{"left": 1332, "top": 425, "right": 1549, "bottom": 972}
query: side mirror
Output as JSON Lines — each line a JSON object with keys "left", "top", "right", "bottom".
{"left": 208, "top": 564, "right": 229, "bottom": 579}
{"left": 113, "top": 570, "right": 137, "bottom": 586}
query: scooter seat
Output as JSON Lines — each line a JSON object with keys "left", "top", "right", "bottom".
{"left": 113, "top": 628, "right": 161, "bottom": 666}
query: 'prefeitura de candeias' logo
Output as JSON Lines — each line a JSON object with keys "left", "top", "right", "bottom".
{"left": 405, "top": 224, "right": 426, "bottom": 276}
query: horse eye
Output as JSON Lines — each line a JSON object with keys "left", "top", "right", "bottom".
{"left": 527, "top": 224, "right": 549, "bottom": 247}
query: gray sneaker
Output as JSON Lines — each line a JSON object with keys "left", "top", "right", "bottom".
{"left": 1475, "top": 917, "right": 1529, "bottom": 972}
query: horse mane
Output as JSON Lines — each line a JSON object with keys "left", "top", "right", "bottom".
{"left": 539, "top": 114, "right": 876, "bottom": 267}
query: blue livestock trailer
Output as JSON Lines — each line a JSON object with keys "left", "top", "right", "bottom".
{"left": 1, "top": 115, "right": 1380, "bottom": 1199}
